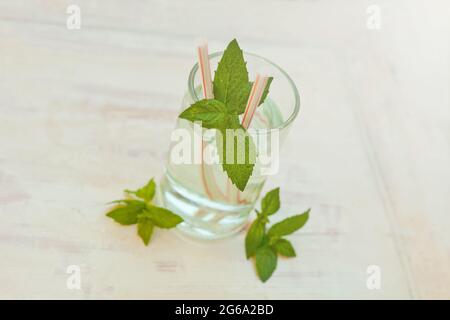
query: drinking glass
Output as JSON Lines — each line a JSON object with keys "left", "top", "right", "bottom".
{"left": 160, "top": 52, "right": 300, "bottom": 240}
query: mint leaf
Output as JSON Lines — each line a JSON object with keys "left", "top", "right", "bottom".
{"left": 141, "top": 206, "right": 183, "bottom": 229}
{"left": 106, "top": 200, "right": 146, "bottom": 225}
{"left": 268, "top": 209, "right": 310, "bottom": 237}
{"left": 255, "top": 245, "right": 278, "bottom": 282}
{"left": 137, "top": 216, "right": 154, "bottom": 245}
{"left": 179, "top": 99, "right": 235, "bottom": 129}
{"left": 213, "top": 39, "right": 251, "bottom": 114}
{"left": 245, "top": 218, "right": 266, "bottom": 258}
{"left": 261, "top": 187, "right": 280, "bottom": 216}
{"left": 273, "top": 238, "right": 296, "bottom": 257}
{"left": 125, "top": 178, "right": 156, "bottom": 202}
{"left": 222, "top": 159, "right": 254, "bottom": 192}
{"left": 217, "top": 126, "right": 256, "bottom": 191}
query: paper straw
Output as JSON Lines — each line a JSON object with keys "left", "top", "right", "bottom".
{"left": 242, "top": 75, "right": 269, "bottom": 129}
{"left": 197, "top": 41, "right": 214, "bottom": 99}
{"left": 196, "top": 41, "right": 228, "bottom": 202}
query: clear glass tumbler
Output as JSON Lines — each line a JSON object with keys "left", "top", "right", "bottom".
{"left": 160, "top": 52, "right": 300, "bottom": 240}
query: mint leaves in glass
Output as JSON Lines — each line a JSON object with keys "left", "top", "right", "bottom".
{"left": 179, "top": 40, "right": 272, "bottom": 191}
{"left": 160, "top": 39, "right": 300, "bottom": 240}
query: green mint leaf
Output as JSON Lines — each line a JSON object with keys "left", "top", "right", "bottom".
{"left": 261, "top": 187, "right": 280, "bottom": 216}
{"left": 125, "top": 178, "right": 156, "bottom": 202}
{"left": 268, "top": 209, "right": 310, "bottom": 237}
{"left": 140, "top": 206, "right": 183, "bottom": 229}
{"left": 245, "top": 218, "right": 266, "bottom": 259}
{"left": 223, "top": 160, "right": 254, "bottom": 192}
{"left": 255, "top": 245, "right": 278, "bottom": 282}
{"left": 137, "top": 216, "right": 154, "bottom": 246}
{"left": 213, "top": 39, "right": 251, "bottom": 114}
{"left": 179, "top": 99, "right": 235, "bottom": 129}
{"left": 217, "top": 126, "right": 256, "bottom": 191}
{"left": 106, "top": 200, "right": 146, "bottom": 225}
{"left": 273, "top": 238, "right": 296, "bottom": 257}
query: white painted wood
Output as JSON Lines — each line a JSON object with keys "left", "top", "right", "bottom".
{"left": 0, "top": 0, "right": 448, "bottom": 299}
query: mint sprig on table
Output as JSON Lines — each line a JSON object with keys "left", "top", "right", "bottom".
{"left": 179, "top": 39, "right": 273, "bottom": 191}
{"left": 245, "top": 187, "right": 310, "bottom": 282}
{"left": 106, "top": 179, "right": 183, "bottom": 245}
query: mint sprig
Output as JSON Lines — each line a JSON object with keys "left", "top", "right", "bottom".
{"left": 178, "top": 39, "right": 272, "bottom": 191}
{"left": 106, "top": 178, "right": 183, "bottom": 245}
{"left": 245, "top": 187, "right": 310, "bottom": 282}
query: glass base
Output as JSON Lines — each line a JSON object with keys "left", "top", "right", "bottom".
{"left": 159, "top": 173, "right": 253, "bottom": 240}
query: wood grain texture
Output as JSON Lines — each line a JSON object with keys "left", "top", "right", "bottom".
{"left": 0, "top": 0, "right": 449, "bottom": 299}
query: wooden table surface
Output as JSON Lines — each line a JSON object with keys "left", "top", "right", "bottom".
{"left": 0, "top": 0, "right": 449, "bottom": 299}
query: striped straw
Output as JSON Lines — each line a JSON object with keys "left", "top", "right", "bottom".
{"left": 196, "top": 41, "right": 229, "bottom": 202}
{"left": 197, "top": 41, "right": 214, "bottom": 99}
{"left": 241, "top": 74, "right": 269, "bottom": 129}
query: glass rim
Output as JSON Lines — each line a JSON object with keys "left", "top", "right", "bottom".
{"left": 187, "top": 51, "right": 300, "bottom": 131}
